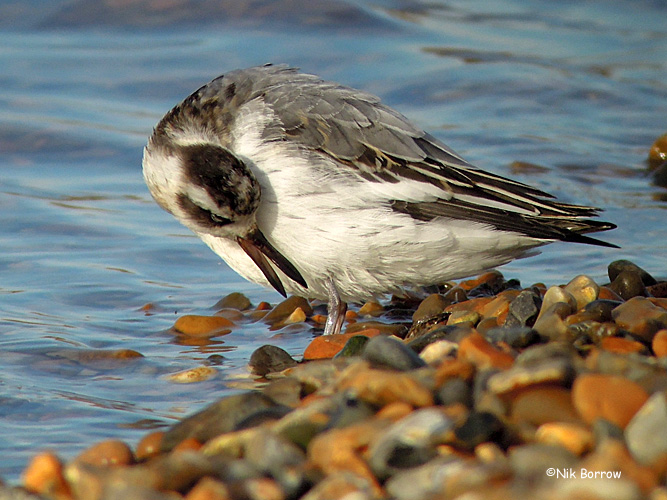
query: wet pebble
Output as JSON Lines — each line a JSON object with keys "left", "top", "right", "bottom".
{"left": 653, "top": 329, "right": 667, "bottom": 357}
{"left": 563, "top": 274, "right": 600, "bottom": 310}
{"left": 453, "top": 411, "right": 503, "bottom": 451}
{"left": 457, "top": 331, "right": 514, "bottom": 370}
{"left": 412, "top": 293, "right": 450, "bottom": 322}
{"left": 262, "top": 296, "right": 313, "bottom": 326}
{"left": 532, "top": 302, "right": 572, "bottom": 340}
{"left": 612, "top": 297, "right": 667, "bottom": 343}
{"left": 173, "top": 315, "right": 234, "bottom": 337}
{"left": 625, "top": 392, "right": 667, "bottom": 468}
{"left": 535, "top": 422, "right": 593, "bottom": 456}
{"left": 213, "top": 291, "right": 252, "bottom": 311}
{"left": 22, "top": 452, "right": 70, "bottom": 499}
{"left": 367, "top": 408, "right": 454, "bottom": 479}
{"left": 74, "top": 440, "right": 134, "bottom": 467}
{"left": 610, "top": 271, "right": 648, "bottom": 300}
{"left": 361, "top": 334, "right": 426, "bottom": 371}
{"left": 435, "top": 376, "right": 472, "bottom": 407}
{"left": 336, "top": 362, "right": 434, "bottom": 408}
{"left": 333, "top": 335, "right": 371, "bottom": 358}
{"left": 303, "top": 330, "right": 380, "bottom": 361}
{"left": 572, "top": 373, "right": 649, "bottom": 428}
{"left": 161, "top": 392, "right": 283, "bottom": 451}
{"left": 608, "top": 259, "right": 658, "bottom": 287}
{"left": 484, "top": 326, "right": 539, "bottom": 348}
{"left": 510, "top": 386, "right": 580, "bottom": 426}
{"left": 165, "top": 366, "right": 217, "bottom": 384}
{"left": 249, "top": 345, "right": 297, "bottom": 376}
{"left": 509, "top": 443, "right": 577, "bottom": 479}
{"left": 418, "top": 339, "right": 458, "bottom": 364}
{"left": 136, "top": 431, "right": 165, "bottom": 461}
{"left": 486, "top": 357, "right": 574, "bottom": 395}
{"left": 503, "top": 289, "right": 542, "bottom": 328}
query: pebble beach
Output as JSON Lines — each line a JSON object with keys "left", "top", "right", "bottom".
{"left": 2, "top": 2, "right": 666, "bottom": 499}
{"left": 7, "top": 258, "right": 667, "bottom": 500}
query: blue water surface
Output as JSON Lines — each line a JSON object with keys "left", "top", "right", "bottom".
{"left": 0, "top": 0, "right": 665, "bottom": 482}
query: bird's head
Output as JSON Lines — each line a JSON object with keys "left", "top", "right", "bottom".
{"left": 143, "top": 141, "right": 261, "bottom": 240}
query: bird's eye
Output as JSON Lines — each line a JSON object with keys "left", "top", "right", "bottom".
{"left": 177, "top": 193, "right": 233, "bottom": 227}
{"left": 209, "top": 212, "right": 232, "bottom": 225}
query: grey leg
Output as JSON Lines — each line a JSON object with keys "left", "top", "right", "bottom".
{"left": 323, "top": 277, "right": 347, "bottom": 335}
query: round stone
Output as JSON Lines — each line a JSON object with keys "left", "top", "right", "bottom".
{"left": 572, "top": 373, "right": 650, "bottom": 429}
{"left": 249, "top": 345, "right": 298, "bottom": 376}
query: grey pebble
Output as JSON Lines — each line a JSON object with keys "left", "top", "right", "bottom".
{"left": 333, "top": 335, "right": 369, "bottom": 358}
{"left": 161, "top": 392, "right": 282, "bottom": 451}
{"left": 362, "top": 335, "right": 426, "bottom": 371}
{"left": 625, "top": 392, "right": 667, "bottom": 466}
{"left": 484, "top": 326, "right": 539, "bottom": 348}
{"left": 436, "top": 377, "right": 472, "bottom": 407}
{"left": 608, "top": 259, "right": 657, "bottom": 286}
{"left": 367, "top": 408, "right": 453, "bottom": 480}
{"left": 504, "top": 290, "right": 542, "bottom": 328}
{"left": 249, "top": 344, "right": 297, "bottom": 376}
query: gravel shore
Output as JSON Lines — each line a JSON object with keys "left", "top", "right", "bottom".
{"left": 6, "top": 259, "right": 667, "bottom": 500}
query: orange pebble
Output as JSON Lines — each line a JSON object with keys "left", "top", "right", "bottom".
{"left": 136, "top": 431, "right": 165, "bottom": 461}
{"left": 23, "top": 452, "right": 71, "bottom": 499}
{"left": 173, "top": 437, "right": 203, "bottom": 453}
{"left": 600, "top": 336, "right": 646, "bottom": 354}
{"left": 173, "top": 315, "right": 234, "bottom": 337}
{"left": 303, "top": 329, "right": 381, "bottom": 360}
{"left": 653, "top": 330, "right": 667, "bottom": 358}
{"left": 458, "top": 331, "right": 514, "bottom": 370}
{"left": 572, "top": 373, "right": 649, "bottom": 429}
{"left": 74, "top": 439, "right": 134, "bottom": 467}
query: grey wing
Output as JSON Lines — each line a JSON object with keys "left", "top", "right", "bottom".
{"left": 256, "top": 66, "right": 616, "bottom": 245}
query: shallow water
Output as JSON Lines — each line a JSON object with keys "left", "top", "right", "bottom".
{"left": 0, "top": 0, "right": 665, "bottom": 482}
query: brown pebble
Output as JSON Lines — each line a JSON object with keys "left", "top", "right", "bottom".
{"left": 74, "top": 440, "right": 134, "bottom": 467}
{"left": 459, "top": 270, "right": 504, "bottom": 291}
{"left": 581, "top": 439, "right": 658, "bottom": 493}
{"left": 303, "top": 329, "right": 381, "bottom": 360}
{"left": 612, "top": 297, "right": 667, "bottom": 343}
{"left": 186, "top": 477, "right": 231, "bottom": 500}
{"left": 535, "top": 422, "right": 593, "bottom": 456}
{"left": 458, "top": 331, "right": 514, "bottom": 370}
{"left": 375, "top": 401, "right": 415, "bottom": 421}
{"left": 165, "top": 366, "right": 217, "bottom": 384}
{"left": 413, "top": 293, "right": 450, "bottom": 322}
{"left": 173, "top": 437, "right": 203, "bottom": 453}
{"left": 337, "top": 363, "right": 434, "bottom": 407}
{"left": 23, "top": 452, "right": 71, "bottom": 499}
{"left": 173, "top": 315, "right": 234, "bottom": 337}
{"left": 479, "top": 290, "right": 521, "bottom": 321}
{"left": 308, "top": 420, "right": 386, "bottom": 496}
{"left": 648, "top": 133, "right": 667, "bottom": 169}
{"left": 213, "top": 292, "right": 251, "bottom": 311}
{"left": 444, "top": 296, "right": 494, "bottom": 315}
{"left": 283, "top": 306, "right": 307, "bottom": 324}
{"left": 511, "top": 387, "right": 580, "bottom": 426}
{"left": 598, "top": 286, "right": 624, "bottom": 301}
{"left": 563, "top": 275, "right": 600, "bottom": 310}
{"left": 434, "top": 358, "right": 475, "bottom": 387}
{"left": 136, "top": 431, "right": 165, "bottom": 461}
{"left": 600, "top": 336, "right": 647, "bottom": 354}
{"left": 653, "top": 329, "right": 667, "bottom": 358}
{"left": 262, "top": 296, "right": 313, "bottom": 325}
{"left": 358, "top": 301, "right": 384, "bottom": 317}
{"left": 572, "top": 373, "right": 650, "bottom": 429}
